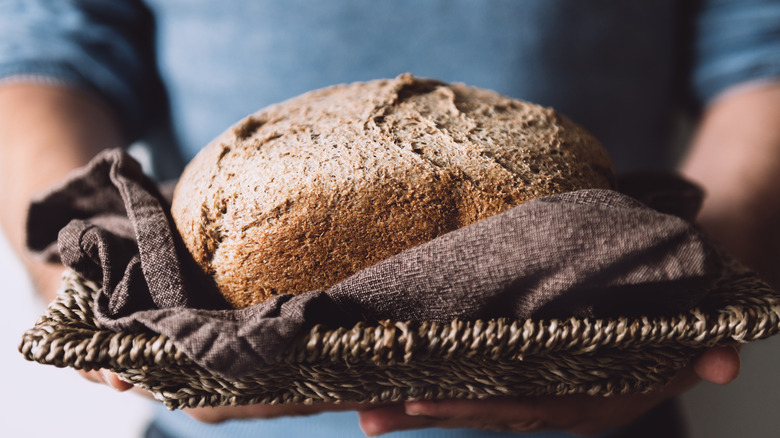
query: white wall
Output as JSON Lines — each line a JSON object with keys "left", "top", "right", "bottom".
{"left": 681, "top": 337, "right": 780, "bottom": 438}
{"left": 1, "top": 233, "right": 152, "bottom": 438}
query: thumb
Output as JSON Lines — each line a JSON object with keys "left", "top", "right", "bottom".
{"left": 79, "top": 369, "right": 133, "bottom": 392}
{"left": 693, "top": 346, "right": 741, "bottom": 385}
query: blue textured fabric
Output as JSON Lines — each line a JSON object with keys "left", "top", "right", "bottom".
{"left": 2, "top": 0, "right": 779, "bottom": 173}
{"left": 151, "top": 0, "right": 681, "bottom": 171}
{"left": 2, "top": 0, "right": 780, "bottom": 171}
{"left": 0, "top": 0, "right": 159, "bottom": 139}
{"left": 691, "top": 0, "right": 780, "bottom": 103}
{"left": 2, "top": 0, "right": 779, "bottom": 436}
{"left": 147, "top": 405, "right": 582, "bottom": 438}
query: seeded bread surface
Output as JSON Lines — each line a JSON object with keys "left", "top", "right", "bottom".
{"left": 171, "top": 74, "right": 616, "bottom": 309}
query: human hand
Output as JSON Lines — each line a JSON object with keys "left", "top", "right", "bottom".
{"left": 357, "top": 346, "right": 740, "bottom": 436}
{"left": 681, "top": 82, "right": 780, "bottom": 290}
{"left": 81, "top": 367, "right": 381, "bottom": 423}
{"left": 182, "top": 401, "right": 374, "bottom": 424}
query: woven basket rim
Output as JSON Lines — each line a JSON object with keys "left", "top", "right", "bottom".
{"left": 19, "top": 256, "right": 780, "bottom": 408}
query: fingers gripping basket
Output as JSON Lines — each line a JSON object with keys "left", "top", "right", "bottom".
{"left": 19, "top": 256, "right": 780, "bottom": 410}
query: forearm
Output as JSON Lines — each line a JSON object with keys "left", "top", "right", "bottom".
{"left": 680, "top": 82, "right": 780, "bottom": 288}
{"left": 0, "top": 82, "right": 123, "bottom": 301}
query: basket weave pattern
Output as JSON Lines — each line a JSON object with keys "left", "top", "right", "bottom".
{"left": 20, "top": 257, "right": 780, "bottom": 410}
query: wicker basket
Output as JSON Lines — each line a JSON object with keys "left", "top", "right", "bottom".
{"left": 19, "top": 255, "right": 780, "bottom": 410}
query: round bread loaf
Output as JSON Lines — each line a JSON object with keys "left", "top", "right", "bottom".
{"left": 171, "top": 74, "right": 616, "bottom": 309}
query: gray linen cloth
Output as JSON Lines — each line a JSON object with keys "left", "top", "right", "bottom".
{"left": 26, "top": 149, "right": 721, "bottom": 379}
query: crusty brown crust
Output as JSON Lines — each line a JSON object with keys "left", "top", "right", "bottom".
{"left": 171, "top": 74, "right": 616, "bottom": 308}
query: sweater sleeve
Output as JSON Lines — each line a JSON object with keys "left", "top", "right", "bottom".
{"left": 691, "top": 0, "right": 780, "bottom": 104}
{"left": 0, "top": 0, "right": 160, "bottom": 141}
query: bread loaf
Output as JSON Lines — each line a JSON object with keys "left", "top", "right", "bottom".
{"left": 171, "top": 74, "right": 616, "bottom": 309}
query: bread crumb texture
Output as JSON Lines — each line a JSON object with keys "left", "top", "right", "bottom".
{"left": 171, "top": 74, "right": 616, "bottom": 308}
